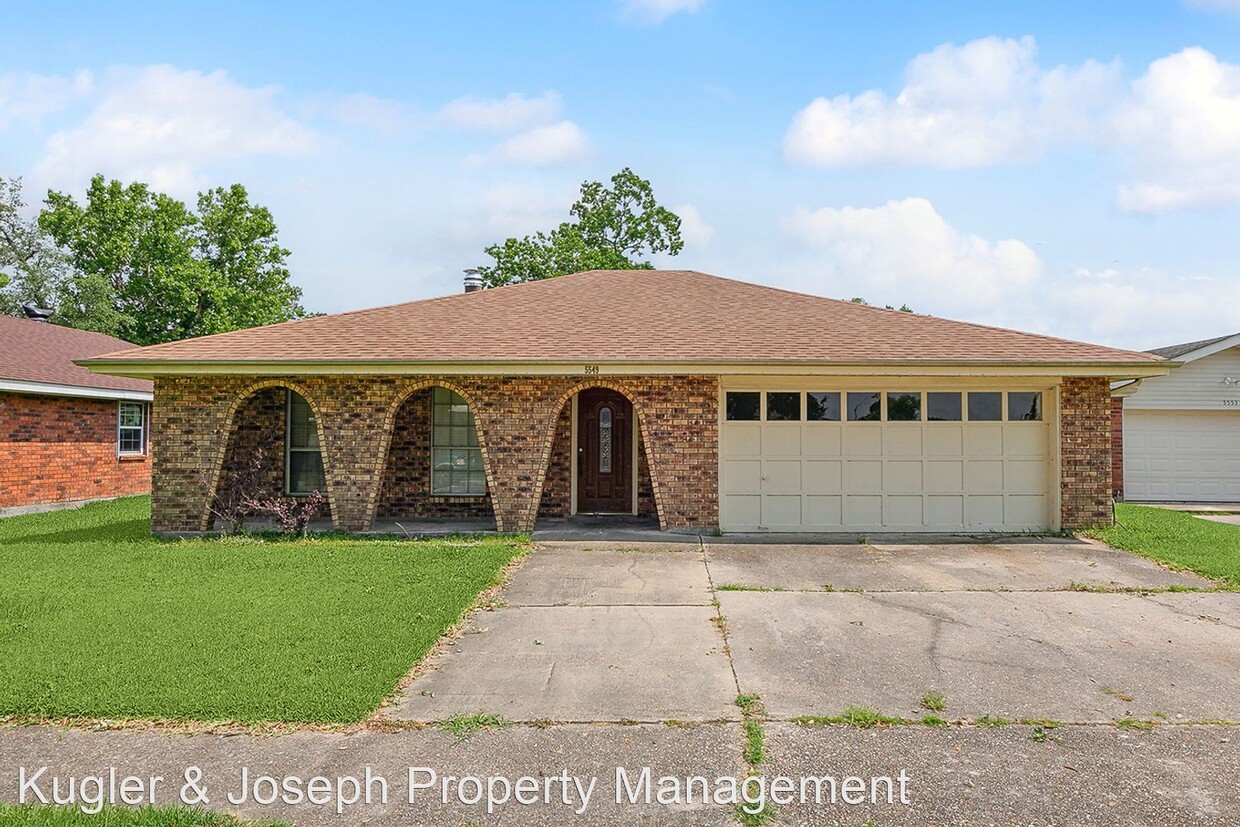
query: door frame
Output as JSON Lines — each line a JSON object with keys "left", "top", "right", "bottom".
{"left": 570, "top": 390, "right": 639, "bottom": 516}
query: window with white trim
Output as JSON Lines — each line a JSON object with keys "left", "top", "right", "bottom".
{"left": 117, "top": 402, "right": 146, "bottom": 456}
{"left": 431, "top": 387, "right": 486, "bottom": 496}
{"left": 286, "top": 391, "right": 326, "bottom": 495}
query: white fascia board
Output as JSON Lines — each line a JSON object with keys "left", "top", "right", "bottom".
{"left": 1166, "top": 333, "right": 1240, "bottom": 364}
{"left": 0, "top": 378, "right": 154, "bottom": 402}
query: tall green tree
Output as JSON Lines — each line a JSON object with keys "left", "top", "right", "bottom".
{"left": 478, "top": 167, "right": 683, "bottom": 288}
{"left": 2, "top": 174, "right": 306, "bottom": 344}
{"left": 0, "top": 176, "right": 68, "bottom": 317}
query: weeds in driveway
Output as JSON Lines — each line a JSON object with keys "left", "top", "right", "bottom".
{"left": 1115, "top": 717, "right": 1156, "bottom": 731}
{"left": 734, "top": 694, "right": 776, "bottom": 826}
{"left": 1103, "top": 686, "right": 1135, "bottom": 703}
{"left": 438, "top": 712, "right": 509, "bottom": 739}
{"left": 921, "top": 714, "right": 949, "bottom": 728}
{"left": 972, "top": 715, "right": 1011, "bottom": 728}
{"left": 920, "top": 691, "right": 947, "bottom": 712}
{"left": 791, "top": 706, "right": 911, "bottom": 729}
{"left": 717, "top": 584, "right": 784, "bottom": 592}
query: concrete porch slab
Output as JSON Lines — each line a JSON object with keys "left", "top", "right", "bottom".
{"left": 721, "top": 590, "right": 1240, "bottom": 722}
{"left": 505, "top": 544, "right": 712, "bottom": 606}
{"left": 704, "top": 539, "right": 1211, "bottom": 592}
{"left": 385, "top": 604, "right": 739, "bottom": 723}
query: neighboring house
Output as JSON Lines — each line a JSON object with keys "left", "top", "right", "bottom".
{"left": 79, "top": 270, "right": 1169, "bottom": 535}
{"left": 0, "top": 311, "right": 154, "bottom": 514}
{"left": 1113, "top": 333, "right": 1240, "bottom": 503}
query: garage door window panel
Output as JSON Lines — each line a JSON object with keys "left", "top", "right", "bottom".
{"left": 807, "top": 392, "right": 841, "bottom": 421}
{"left": 1008, "top": 391, "right": 1043, "bottom": 421}
{"left": 887, "top": 392, "right": 922, "bottom": 422}
{"left": 927, "top": 392, "right": 962, "bottom": 421}
{"left": 968, "top": 392, "right": 1002, "bottom": 421}
{"left": 726, "top": 392, "right": 761, "bottom": 421}
{"left": 848, "top": 392, "right": 882, "bottom": 422}
{"left": 766, "top": 392, "right": 801, "bottom": 421}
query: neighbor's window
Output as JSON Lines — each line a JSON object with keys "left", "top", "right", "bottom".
{"left": 766, "top": 392, "right": 801, "bottom": 421}
{"left": 847, "top": 392, "right": 882, "bottom": 422}
{"left": 117, "top": 402, "right": 146, "bottom": 455}
{"left": 286, "top": 391, "right": 326, "bottom": 495}
{"left": 927, "top": 392, "right": 962, "bottom": 422}
{"left": 726, "top": 392, "right": 761, "bottom": 421}
{"left": 807, "top": 392, "right": 841, "bottom": 421}
{"left": 431, "top": 387, "right": 485, "bottom": 496}
{"left": 967, "top": 392, "right": 1002, "bottom": 422}
{"left": 887, "top": 392, "right": 922, "bottom": 422}
{"left": 1008, "top": 391, "right": 1043, "bottom": 421}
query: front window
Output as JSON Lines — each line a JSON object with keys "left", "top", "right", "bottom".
{"left": 117, "top": 402, "right": 146, "bottom": 455}
{"left": 431, "top": 387, "right": 486, "bottom": 496}
{"left": 286, "top": 391, "right": 326, "bottom": 495}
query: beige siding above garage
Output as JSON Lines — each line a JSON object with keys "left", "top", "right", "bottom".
{"left": 1125, "top": 346, "right": 1240, "bottom": 411}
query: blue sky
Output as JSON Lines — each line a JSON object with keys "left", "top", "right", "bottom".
{"left": 2, "top": 0, "right": 1239, "bottom": 348}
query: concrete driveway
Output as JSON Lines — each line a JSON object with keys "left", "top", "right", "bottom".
{"left": 387, "top": 536, "right": 1239, "bottom": 726}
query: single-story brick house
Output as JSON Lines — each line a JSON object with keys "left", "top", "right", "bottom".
{"left": 80, "top": 270, "right": 1170, "bottom": 535}
{"left": 1112, "top": 332, "right": 1239, "bottom": 502}
{"left": 1, "top": 311, "right": 153, "bottom": 515}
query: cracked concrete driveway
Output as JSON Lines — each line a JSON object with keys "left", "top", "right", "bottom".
{"left": 388, "top": 535, "right": 1238, "bottom": 726}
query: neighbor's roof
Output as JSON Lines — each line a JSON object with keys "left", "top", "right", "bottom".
{"left": 1148, "top": 333, "right": 1239, "bottom": 360}
{"left": 82, "top": 270, "right": 1165, "bottom": 368}
{"left": 0, "top": 315, "right": 153, "bottom": 395}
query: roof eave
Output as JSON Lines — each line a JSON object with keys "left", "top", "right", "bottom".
{"left": 77, "top": 357, "right": 1175, "bottom": 381}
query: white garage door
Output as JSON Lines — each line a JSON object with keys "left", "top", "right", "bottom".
{"left": 720, "top": 388, "right": 1053, "bottom": 532}
{"left": 1124, "top": 410, "right": 1240, "bottom": 502}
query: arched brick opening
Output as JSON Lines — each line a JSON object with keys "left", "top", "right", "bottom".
{"left": 531, "top": 381, "right": 667, "bottom": 529}
{"left": 204, "top": 380, "right": 335, "bottom": 531}
{"left": 368, "top": 380, "right": 499, "bottom": 530}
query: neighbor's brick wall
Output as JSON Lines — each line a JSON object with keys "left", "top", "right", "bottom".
{"left": 151, "top": 374, "right": 719, "bottom": 533}
{"left": 376, "top": 387, "right": 494, "bottom": 521}
{"left": 1060, "top": 377, "right": 1114, "bottom": 528}
{"left": 0, "top": 391, "right": 150, "bottom": 509}
{"left": 1110, "top": 396, "right": 1124, "bottom": 499}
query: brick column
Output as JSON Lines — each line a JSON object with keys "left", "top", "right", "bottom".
{"left": 630, "top": 376, "right": 719, "bottom": 529}
{"left": 311, "top": 376, "right": 401, "bottom": 532}
{"left": 1110, "top": 396, "right": 1124, "bottom": 499}
{"left": 1060, "top": 377, "right": 1113, "bottom": 529}
{"left": 151, "top": 376, "right": 245, "bottom": 532}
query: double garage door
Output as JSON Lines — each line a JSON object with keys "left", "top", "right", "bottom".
{"left": 720, "top": 386, "right": 1054, "bottom": 532}
{"left": 1124, "top": 410, "right": 1240, "bottom": 502}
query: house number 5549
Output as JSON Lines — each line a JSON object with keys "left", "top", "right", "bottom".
{"left": 583, "top": 365, "right": 600, "bottom": 375}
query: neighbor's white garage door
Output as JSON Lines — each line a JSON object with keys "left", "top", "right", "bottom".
{"left": 720, "top": 388, "right": 1054, "bottom": 532}
{"left": 1124, "top": 410, "right": 1240, "bottom": 502}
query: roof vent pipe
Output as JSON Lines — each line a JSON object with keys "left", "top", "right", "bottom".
{"left": 463, "top": 269, "right": 484, "bottom": 293}
{"left": 21, "top": 304, "right": 53, "bottom": 323}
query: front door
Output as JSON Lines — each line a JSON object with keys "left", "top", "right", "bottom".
{"left": 577, "top": 388, "right": 633, "bottom": 514}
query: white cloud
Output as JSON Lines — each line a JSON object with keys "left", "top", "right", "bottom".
{"left": 485, "top": 120, "right": 588, "bottom": 166}
{"left": 674, "top": 203, "right": 715, "bottom": 246}
{"left": 1113, "top": 47, "right": 1240, "bottom": 212}
{"left": 783, "top": 36, "right": 1121, "bottom": 167}
{"left": 32, "top": 65, "right": 318, "bottom": 196}
{"left": 782, "top": 197, "right": 1041, "bottom": 309}
{"left": 0, "top": 70, "right": 93, "bottom": 128}
{"left": 436, "top": 91, "right": 561, "bottom": 132}
{"left": 621, "top": 0, "right": 708, "bottom": 24}
{"left": 480, "top": 181, "right": 573, "bottom": 236}
{"left": 322, "top": 92, "right": 407, "bottom": 132}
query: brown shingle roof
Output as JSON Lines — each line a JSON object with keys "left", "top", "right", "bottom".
{"left": 0, "top": 315, "right": 153, "bottom": 394}
{"left": 83, "top": 270, "right": 1163, "bottom": 367}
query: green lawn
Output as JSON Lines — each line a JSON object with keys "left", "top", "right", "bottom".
{"left": 0, "top": 805, "right": 288, "bottom": 826}
{"left": 0, "top": 497, "right": 527, "bottom": 723}
{"left": 1087, "top": 503, "right": 1240, "bottom": 587}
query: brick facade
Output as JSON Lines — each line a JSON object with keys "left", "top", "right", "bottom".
{"left": 1110, "top": 396, "right": 1124, "bottom": 499}
{"left": 1059, "top": 377, "right": 1114, "bottom": 528}
{"left": 150, "top": 374, "right": 719, "bottom": 534}
{"left": 0, "top": 391, "right": 151, "bottom": 509}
